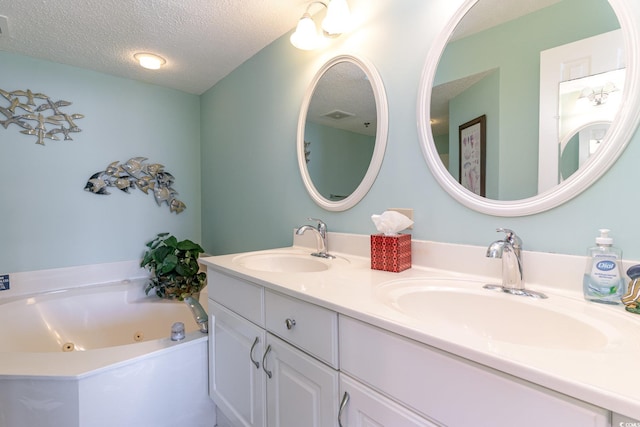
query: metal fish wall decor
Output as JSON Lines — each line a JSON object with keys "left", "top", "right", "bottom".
{"left": 0, "top": 88, "right": 84, "bottom": 145}
{"left": 84, "top": 157, "right": 186, "bottom": 214}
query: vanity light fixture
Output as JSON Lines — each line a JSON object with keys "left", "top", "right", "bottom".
{"left": 578, "top": 82, "right": 619, "bottom": 106}
{"left": 290, "top": 0, "right": 351, "bottom": 51}
{"left": 134, "top": 52, "right": 166, "bottom": 70}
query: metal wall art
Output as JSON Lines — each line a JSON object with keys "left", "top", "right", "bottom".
{"left": 0, "top": 88, "right": 84, "bottom": 145}
{"left": 84, "top": 157, "right": 186, "bottom": 214}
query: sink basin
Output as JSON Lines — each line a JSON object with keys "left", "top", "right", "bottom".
{"left": 376, "top": 278, "right": 612, "bottom": 351}
{"left": 233, "top": 252, "right": 331, "bottom": 273}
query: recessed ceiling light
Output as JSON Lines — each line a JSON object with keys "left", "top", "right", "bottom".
{"left": 134, "top": 53, "right": 166, "bottom": 70}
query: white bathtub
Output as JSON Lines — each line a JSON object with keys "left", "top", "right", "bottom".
{"left": 0, "top": 276, "right": 216, "bottom": 427}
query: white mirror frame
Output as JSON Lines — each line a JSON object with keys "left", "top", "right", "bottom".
{"left": 417, "top": 0, "right": 640, "bottom": 216}
{"left": 297, "top": 54, "right": 389, "bottom": 211}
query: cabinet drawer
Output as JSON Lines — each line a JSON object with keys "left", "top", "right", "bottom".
{"left": 207, "top": 268, "right": 264, "bottom": 326}
{"left": 339, "top": 315, "right": 608, "bottom": 427}
{"left": 265, "top": 290, "right": 338, "bottom": 368}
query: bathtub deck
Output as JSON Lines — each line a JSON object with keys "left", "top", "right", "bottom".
{"left": 0, "top": 333, "right": 207, "bottom": 379}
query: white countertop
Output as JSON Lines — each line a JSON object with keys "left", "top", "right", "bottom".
{"left": 200, "top": 232, "right": 640, "bottom": 421}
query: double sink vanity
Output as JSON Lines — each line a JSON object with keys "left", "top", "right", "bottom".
{"left": 201, "top": 231, "right": 640, "bottom": 427}
{"left": 201, "top": 0, "right": 640, "bottom": 424}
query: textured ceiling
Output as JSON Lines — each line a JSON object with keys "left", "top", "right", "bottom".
{"left": 0, "top": 1, "right": 564, "bottom": 97}
{"left": 307, "top": 61, "right": 377, "bottom": 137}
{"left": 0, "top": 0, "right": 307, "bottom": 94}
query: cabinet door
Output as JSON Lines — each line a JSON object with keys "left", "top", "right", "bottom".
{"left": 264, "top": 333, "right": 339, "bottom": 427}
{"left": 209, "top": 300, "right": 267, "bottom": 427}
{"left": 339, "top": 374, "right": 440, "bottom": 427}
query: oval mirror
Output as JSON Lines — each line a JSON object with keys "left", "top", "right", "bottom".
{"left": 417, "top": 0, "right": 640, "bottom": 216}
{"left": 297, "top": 54, "right": 388, "bottom": 211}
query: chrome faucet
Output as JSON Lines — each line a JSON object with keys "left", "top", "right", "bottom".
{"left": 484, "top": 228, "right": 547, "bottom": 299}
{"left": 296, "top": 218, "right": 335, "bottom": 259}
{"left": 183, "top": 295, "right": 209, "bottom": 333}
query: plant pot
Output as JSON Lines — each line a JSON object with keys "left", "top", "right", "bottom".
{"left": 162, "top": 288, "right": 200, "bottom": 301}
{"left": 150, "top": 276, "right": 206, "bottom": 301}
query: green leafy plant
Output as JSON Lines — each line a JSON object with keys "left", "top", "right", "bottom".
{"left": 140, "top": 232, "right": 207, "bottom": 300}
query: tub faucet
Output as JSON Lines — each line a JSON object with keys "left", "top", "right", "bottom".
{"left": 484, "top": 228, "right": 547, "bottom": 299}
{"left": 296, "top": 218, "right": 335, "bottom": 259}
{"left": 183, "top": 295, "right": 209, "bottom": 333}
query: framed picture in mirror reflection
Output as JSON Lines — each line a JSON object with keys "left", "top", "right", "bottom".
{"left": 459, "top": 115, "right": 486, "bottom": 196}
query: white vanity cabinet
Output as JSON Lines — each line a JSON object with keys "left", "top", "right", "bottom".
{"left": 207, "top": 269, "right": 340, "bottom": 427}
{"left": 207, "top": 264, "right": 617, "bottom": 427}
{"left": 339, "top": 315, "right": 610, "bottom": 427}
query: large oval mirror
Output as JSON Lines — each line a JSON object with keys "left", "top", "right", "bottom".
{"left": 417, "top": 0, "right": 640, "bottom": 216}
{"left": 297, "top": 54, "right": 388, "bottom": 211}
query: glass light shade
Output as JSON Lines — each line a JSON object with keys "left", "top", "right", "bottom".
{"left": 290, "top": 13, "right": 321, "bottom": 50}
{"left": 134, "top": 53, "right": 166, "bottom": 70}
{"left": 321, "top": 0, "right": 351, "bottom": 36}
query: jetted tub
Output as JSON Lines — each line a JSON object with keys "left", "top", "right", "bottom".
{"left": 0, "top": 278, "right": 216, "bottom": 427}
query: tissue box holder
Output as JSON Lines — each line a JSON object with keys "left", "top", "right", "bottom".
{"left": 370, "top": 233, "right": 411, "bottom": 272}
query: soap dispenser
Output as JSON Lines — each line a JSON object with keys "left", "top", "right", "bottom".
{"left": 583, "top": 229, "right": 624, "bottom": 304}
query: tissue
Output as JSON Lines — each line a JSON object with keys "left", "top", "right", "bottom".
{"left": 370, "top": 211, "right": 412, "bottom": 272}
{"left": 371, "top": 210, "right": 414, "bottom": 236}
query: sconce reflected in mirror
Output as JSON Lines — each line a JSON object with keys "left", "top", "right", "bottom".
{"left": 290, "top": 0, "right": 351, "bottom": 50}
{"left": 557, "top": 68, "right": 625, "bottom": 183}
{"left": 578, "top": 81, "right": 620, "bottom": 106}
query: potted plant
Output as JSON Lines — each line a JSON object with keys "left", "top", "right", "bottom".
{"left": 140, "top": 232, "right": 207, "bottom": 300}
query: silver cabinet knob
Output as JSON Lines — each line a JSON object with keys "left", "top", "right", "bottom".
{"left": 285, "top": 318, "right": 296, "bottom": 330}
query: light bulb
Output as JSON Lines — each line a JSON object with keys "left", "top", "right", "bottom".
{"left": 134, "top": 53, "right": 166, "bottom": 70}
{"left": 322, "top": 0, "right": 351, "bottom": 36}
{"left": 290, "top": 13, "right": 321, "bottom": 50}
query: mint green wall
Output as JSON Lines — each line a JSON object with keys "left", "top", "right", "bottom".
{"left": 436, "top": 0, "right": 619, "bottom": 201}
{"left": 3, "top": 0, "right": 640, "bottom": 276}
{"left": 201, "top": 0, "right": 640, "bottom": 261}
{"left": 433, "top": 134, "right": 449, "bottom": 156}
{"left": 0, "top": 52, "right": 201, "bottom": 274}
{"left": 560, "top": 134, "right": 580, "bottom": 179}
{"left": 305, "top": 121, "right": 375, "bottom": 200}
{"left": 200, "top": 0, "right": 456, "bottom": 255}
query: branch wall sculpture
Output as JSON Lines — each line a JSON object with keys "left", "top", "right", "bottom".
{"left": 0, "top": 88, "right": 84, "bottom": 145}
{"left": 84, "top": 157, "right": 186, "bottom": 214}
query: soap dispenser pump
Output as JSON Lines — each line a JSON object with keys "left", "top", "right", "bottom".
{"left": 583, "top": 229, "right": 624, "bottom": 304}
